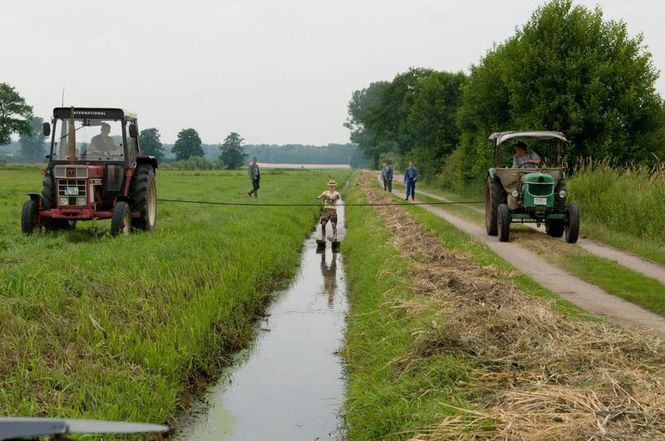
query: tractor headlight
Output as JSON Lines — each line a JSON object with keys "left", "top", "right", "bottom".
{"left": 511, "top": 190, "right": 519, "bottom": 198}
{"left": 58, "top": 197, "right": 68, "bottom": 206}
{"left": 559, "top": 190, "right": 567, "bottom": 198}
{"left": 77, "top": 197, "right": 86, "bottom": 206}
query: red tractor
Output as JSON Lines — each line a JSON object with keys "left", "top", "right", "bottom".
{"left": 21, "top": 107, "right": 157, "bottom": 236}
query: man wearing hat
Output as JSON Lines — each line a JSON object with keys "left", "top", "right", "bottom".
{"left": 247, "top": 157, "right": 260, "bottom": 197}
{"left": 512, "top": 141, "right": 541, "bottom": 169}
{"left": 317, "top": 179, "right": 341, "bottom": 241}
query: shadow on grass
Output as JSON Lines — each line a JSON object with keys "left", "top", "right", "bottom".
{"left": 61, "top": 225, "right": 108, "bottom": 243}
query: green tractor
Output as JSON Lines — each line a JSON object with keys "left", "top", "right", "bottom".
{"left": 485, "top": 131, "right": 580, "bottom": 243}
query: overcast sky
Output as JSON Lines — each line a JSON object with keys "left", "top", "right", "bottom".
{"left": 2, "top": 0, "right": 663, "bottom": 145}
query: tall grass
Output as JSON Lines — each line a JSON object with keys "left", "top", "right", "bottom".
{"left": 0, "top": 168, "right": 349, "bottom": 426}
{"left": 568, "top": 160, "right": 665, "bottom": 244}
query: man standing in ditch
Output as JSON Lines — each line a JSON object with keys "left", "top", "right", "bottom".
{"left": 317, "top": 179, "right": 340, "bottom": 241}
{"left": 247, "top": 157, "right": 260, "bottom": 197}
{"left": 404, "top": 161, "right": 419, "bottom": 200}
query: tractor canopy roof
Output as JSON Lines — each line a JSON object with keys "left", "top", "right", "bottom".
{"left": 489, "top": 131, "right": 567, "bottom": 146}
{"left": 52, "top": 107, "right": 137, "bottom": 121}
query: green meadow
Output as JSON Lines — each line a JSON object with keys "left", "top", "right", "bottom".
{"left": 0, "top": 167, "right": 349, "bottom": 424}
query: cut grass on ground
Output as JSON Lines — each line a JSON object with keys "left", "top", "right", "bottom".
{"left": 342, "top": 174, "right": 480, "bottom": 440}
{"left": 343, "top": 172, "right": 665, "bottom": 440}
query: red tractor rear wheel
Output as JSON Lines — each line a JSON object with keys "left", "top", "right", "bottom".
{"left": 129, "top": 165, "right": 157, "bottom": 231}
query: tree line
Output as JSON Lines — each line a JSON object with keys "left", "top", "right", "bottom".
{"left": 345, "top": 0, "right": 665, "bottom": 188}
{"left": 0, "top": 85, "right": 364, "bottom": 168}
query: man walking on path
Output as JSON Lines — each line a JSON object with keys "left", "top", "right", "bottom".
{"left": 248, "top": 157, "right": 260, "bottom": 197}
{"left": 404, "top": 161, "right": 419, "bottom": 200}
{"left": 317, "top": 179, "right": 341, "bottom": 241}
{"left": 383, "top": 162, "right": 393, "bottom": 192}
{"left": 380, "top": 162, "right": 387, "bottom": 190}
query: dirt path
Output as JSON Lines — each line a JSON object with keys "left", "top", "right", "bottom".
{"left": 378, "top": 173, "right": 665, "bottom": 337}
{"left": 411, "top": 183, "right": 665, "bottom": 286}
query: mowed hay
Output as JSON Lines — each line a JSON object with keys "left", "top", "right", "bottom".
{"left": 360, "top": 173, "right": 665, "bottom": 440}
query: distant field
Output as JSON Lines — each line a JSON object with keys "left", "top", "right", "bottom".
{"left": 0, "top": 168, "right": 350, "bottom": 424}
{"left": 258, "top": 162, "right": 351, "bottom": 169}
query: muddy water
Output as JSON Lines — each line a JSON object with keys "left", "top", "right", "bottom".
{"left": 175, "top": 204, "right": 347, "bottom": 441}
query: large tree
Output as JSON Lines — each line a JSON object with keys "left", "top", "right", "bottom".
{"left": 139, "top": 128, "right": 165, "bottom": 162}
{"left": 345, "top": 69, "right": 466, "bottom": 172}
{"left": 219, "top": 132, "right": 247, "bottom": 170}
{"left": 172, "top": 128, "right": 204, "bottom": 160}
{"left": 457, "top": 0, "right": 665, "bottom": 179}
{"left": 0, "top": 83, "right": 33, "bottom": 146}
{"left": 19, "top": 116, "right": 47, "bottom": 162}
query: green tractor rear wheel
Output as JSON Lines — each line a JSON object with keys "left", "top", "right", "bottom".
{"left": 485, "top": 178, "right": 504, "bottom": 236}
{"left": 545, "top": 219, "right": 565, "bottom": 238}
{"left": 565, "top": 204, "right": 580, "bottom": 244}
{"left": 497, "top": 203, "right": 510, "bottom": 242}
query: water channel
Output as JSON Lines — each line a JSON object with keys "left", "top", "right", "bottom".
{"left": 175, "top": 203, "right": 347, "bottom": 441}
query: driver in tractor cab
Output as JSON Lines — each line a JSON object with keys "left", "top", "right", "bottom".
{"left": 89, "top": 122, "right": 117, "bottom": 156}
{"left": 512, "top": 140, "right": 541, "bottom": 169}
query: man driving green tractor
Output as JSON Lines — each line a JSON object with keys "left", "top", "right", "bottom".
{"left": 485, "top": 131, "right": 579, "bottom": 244}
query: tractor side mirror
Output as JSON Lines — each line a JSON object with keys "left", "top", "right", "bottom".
{"left": 128, "top": 123, "right": 138, "bottom": 138}
{"left": 43, "top": 122, "right": 51, "bottom": 137}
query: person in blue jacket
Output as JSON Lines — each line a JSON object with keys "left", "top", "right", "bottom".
{"left": 403, "top": 161, "right": 419, "bottom": 200}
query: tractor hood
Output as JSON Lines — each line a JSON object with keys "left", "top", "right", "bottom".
{"left": 521, "top": 172, "right": 555, "bottom": 185}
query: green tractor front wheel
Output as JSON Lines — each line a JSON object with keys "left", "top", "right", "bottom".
{"left": 565, "top": 204, "right": 580, "bottom": 244}
{"left": 497, "top": 203, "right": 511, "bottom": 242}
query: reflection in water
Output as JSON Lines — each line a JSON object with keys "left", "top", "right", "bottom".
{"left": 174, "top": 202, "right": 347, "bottom": 441}
{"left": 320, "top": 251, "right": 338, "bottom": 307}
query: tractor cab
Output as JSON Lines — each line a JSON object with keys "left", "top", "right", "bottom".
{"left": 485, "top": 131, "right": 579, "bottom": 243}
{"left": 21, "top": 107, "right": 158, "bottom": 236}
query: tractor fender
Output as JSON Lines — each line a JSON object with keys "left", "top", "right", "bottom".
{"left": 115, "top": 195, "right": 131, "bottom": 204}
{"left": 137, "top": 156, "right": 158, "bottom": 171}
{"left": 28, "top": 193, "right": 43, "bottom": 208}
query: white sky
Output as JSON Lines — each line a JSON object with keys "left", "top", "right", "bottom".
{"left": 2, "top": 0, "right": 663, "bottom": 145}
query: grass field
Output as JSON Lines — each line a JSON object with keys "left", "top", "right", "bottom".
{"left": 0, "top": 167, "right": 349, "bottom": 425}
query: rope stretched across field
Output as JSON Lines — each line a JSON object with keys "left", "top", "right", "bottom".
{"left": 158, "top": 198, "right": 484, "bottom": 207}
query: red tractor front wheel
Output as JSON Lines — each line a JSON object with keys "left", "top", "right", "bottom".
{"left": 21, "top": 200, "right": 39, "bottom": 235}
{"left": 111, "top": 201, "right": 131, "bottom": 236}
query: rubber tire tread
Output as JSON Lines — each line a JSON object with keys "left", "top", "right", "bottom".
{"left": 498, "top": 203, "right": 511, "bottom": 242}
{"left": 485, "top": 177, "right": 505, "bottom": 236}
{"left": 111, "top": 201, "right": 131, "bottom": 236}
{"left": 129, "top": 165, "right": 156, "bottom": 230}
{"left": 565, "top": 204, "right": 580, "bottom": 244}
{"left": 21, "top": 200, "right": 38, "bottom": 235}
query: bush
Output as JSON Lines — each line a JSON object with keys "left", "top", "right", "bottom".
{"left": 162, "top": 156, "right": 224, "bottom": 170}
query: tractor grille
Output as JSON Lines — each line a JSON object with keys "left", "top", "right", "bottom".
{"left": 527, "top": 183, "right": 553, "bottom": 196}
{"left": 58, "top": 179, "right": 87, "bottom": 197}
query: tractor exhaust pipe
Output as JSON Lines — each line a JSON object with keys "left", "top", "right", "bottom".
{"left": 68, "top": 106, "right": 76, "bottom": 163}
